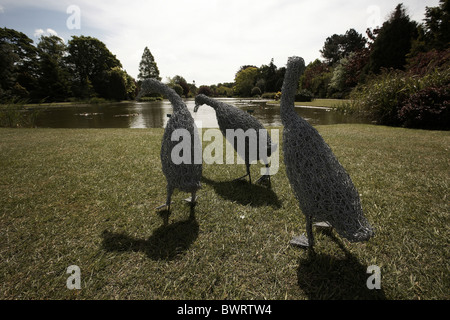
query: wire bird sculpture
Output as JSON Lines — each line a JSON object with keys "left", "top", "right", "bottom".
{"left": 194, "top": 94, "right": 277, "bottom": 185}
{"left": 281, "top": 56, "right": 374, "bottom": 248}
{"left": 137, "top": 79, "right": 202, "bottom": 211}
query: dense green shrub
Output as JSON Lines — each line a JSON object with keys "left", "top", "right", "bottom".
{"left": 399, "top": 85, "right": 450, "bottom": 129}
{"left": 136, "top": 96, "right": 163, "bottom": 102}
{"left": 295, "top": 89, "right": 313, "bottom": 102}
{"left": 346, "top": 67, "right": 449, "bottom": 128}
{"left": 0, "top": 104, "right": 42, "bottom": 127}
{"left": 251, "top": 86, "right": 261, "bottom": 97}
{"left": 261, "top": 92, "right": 277, "bottom": 99}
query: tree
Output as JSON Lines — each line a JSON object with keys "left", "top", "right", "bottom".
{"left": 329, "top": 47, "right": 371, "bottom": 97}
{"left": 423, "top": 0, "right": 450, "bottom": 50}
{"left": 167, "top": 75, "right": 190, "bottom": 97}
{"left": 36, "top": 35, "right": 71, "bottom": 102}
{"left": 257, "top": 59, "right": 277, "bottom": 92}
{"left": 299, "top": 59, "right": 332, "bottom": 98}
{"left": 66, "top": 36, "right": 122, "bottom": 98}
{"left": 321, "top": 28, "right": 367, "bottom": 66}
{"left": 368, "top": 4, "right": 418, "bottom": 73}
{"left": 138, "top": 46, "right": 161, "bottom": 82}
{"left": 106, "top": 67, "right": 127, "bottom": 101}
{"left": 234, "top": 66, "right": 258, "bottom": 96}
{"left": 0, "top": 28, "right": 39, "bottom": 101}
{"left": 198, "top": 85, "right": 212, "bottom": 96}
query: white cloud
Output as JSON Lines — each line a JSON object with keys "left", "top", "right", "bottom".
{"left": 33, "top": 28, "right": 64, "bottom": 42}
{"left": 34, "top": 28, "right": 45, "bottom": 38}
{"left": 0, "top": 5, "right": 4, "bottom": 13}
{"left": 46, "top": 28, "right": 58, "bottom": 36}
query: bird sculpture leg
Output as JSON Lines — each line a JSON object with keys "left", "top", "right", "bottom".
{"left": 184, "top": 191, "right": 198, "bottom": 207}
{"left": 155, "top": 185, "right": 174, "bottom": 211}
{"left": 255, "top": 164, "right": 271, "bottom": 187}
{"left": 232, "top": 161, "right": 252, "bottom": 183}
{"left": 290, "top": 215, "right": 314, "bottom": 249}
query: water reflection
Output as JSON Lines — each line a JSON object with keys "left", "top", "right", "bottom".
{"left": 34, "top": 98, "right": 368, "bottom": 128}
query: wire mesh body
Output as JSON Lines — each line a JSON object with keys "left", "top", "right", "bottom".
{"left": 138, "top": 79, "right": 202, "bottom": 202}
{"left": 281, "top": 57, "right": 373, "bottom": 243}
{"left": 194, "top": 94, "right": 276, "bottom": 164}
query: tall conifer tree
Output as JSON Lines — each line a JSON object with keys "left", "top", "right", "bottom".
{"left": 138, "top": 46, "right": 161, "bottom": 82}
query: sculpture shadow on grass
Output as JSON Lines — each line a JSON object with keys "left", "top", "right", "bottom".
{"left": 201, "top": 176, "right": 281, "bottom": 208}
{"left": 296, "top": 231, "right": 386, "bottom": 300}
{"left": 101, "top": 208, "right": 199, "bottom": 261}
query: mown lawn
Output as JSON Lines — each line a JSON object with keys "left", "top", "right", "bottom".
{"left": 0, "top": 125, "right": 448, "bottom": 299}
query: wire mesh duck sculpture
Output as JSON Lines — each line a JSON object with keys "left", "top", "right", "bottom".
{"left": 137, "top": 79, "right": 202, "bottom": 211}
{"left": 194, "top": 94, "right": 277, "bottom": 185}
{"left": 280, "top": 56, "right": 374, "bottom": 248}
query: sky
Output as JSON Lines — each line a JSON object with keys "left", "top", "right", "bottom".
{"left": 0, "top": 0, "right": 441, "bottom": 86}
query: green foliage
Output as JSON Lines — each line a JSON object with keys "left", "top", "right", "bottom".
{"left": 167, "top": 75, "right": 190, "bottom": 97}
{"left": 251, "top": 86, "right": 261, "bottom": 97}
{"left": 294, "top": 89, "right": 313, "bottom": 102}
{"left": 138, "top": 46, "right": 161, "bottom": 82}
{"left": 406, "top": 48, "right": 450, "bottom": 75}
{"left": 261, "top": 92, "right": 277, "bottom": 99}
{"left": 346, "top": 67, "right": 450, "bottom": 128}
{"left": 0, "top": 104, "right": 43, "bottom": 127}
{"left": 0, "top": 28, "right": 39, "bottom": 102}
{"left": 399, "top": 84, "right": 449, "bottom": 129}
{"left": 423, "top": 0, "right": 450, "bottom": 51}
{"left": 198, "top": 85, "right": 212, "bottom": 96}
{"left": 232, "top": 59, "right": 285, "bottom": 97}
{"left": 136, "top": 96, "right": 163, "bottom": 102}
{"left": 368, "top": 4, "right": 418, "bottom": 73}
{"left": 88, "top": 97, "right": 108, "bottom": 104}
{"left": 66, "top": 36, "right": 122, "bottom": 99}
{"left": 171, "top": 84, "right": 183, "bottom": 97}
{"left": 106, "top": 67, "right": 128, "bottom": 101}
{"left": 299, "top": 59, "right": 332, "bottom": 98}
{"left": 216, "top": 85, "right": 233, "bottom": 97}
{"left": 234, "top": 66, "right": 258, "bottom": 97}
{"left": 36, "top": 36, "right": 71, "bottom": 102}
{"left": 320, "top": 28, "right": 367, "bottom": 66}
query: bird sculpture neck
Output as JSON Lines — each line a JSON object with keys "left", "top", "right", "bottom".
{"left": 144, "top": 79, "right": 186, "bottom": 113}
{"left": 280, "top": 56, "right": 306, "bottom": 126}
{"left": 197, "top": 95, "right": 220, "bottom": 111}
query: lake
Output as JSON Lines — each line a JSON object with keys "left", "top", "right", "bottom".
{"left": 33, "top": 98, "right": 368, "bottom": 128}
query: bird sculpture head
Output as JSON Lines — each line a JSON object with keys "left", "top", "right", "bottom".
{"left": 333, "top": 203, "right": 374, "bottom": 242}
{"left": 194, "top": 94, "right": 209, "bottom": 113}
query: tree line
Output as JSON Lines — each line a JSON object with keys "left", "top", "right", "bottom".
{"left": 1, "top": 1, "right": 448, "bottom": 106}
{"left": 299, "top": 1, "right": 449, "bottom": 101}
{"left": 0, "top": 31, "right": 137, "bottom": 103}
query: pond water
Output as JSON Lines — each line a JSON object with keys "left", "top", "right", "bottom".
{"left": 33, "top": 98, "right": 368, "bottom": 128}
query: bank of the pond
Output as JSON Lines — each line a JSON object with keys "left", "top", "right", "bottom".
{"left": 0, "top": 125, "right": 448, "bottom": 299}
{"left": 267, "top": 98, "right": 350, "bottom": 108}
{"left": 1, "top": 98, "right": 364, "bottom": 129}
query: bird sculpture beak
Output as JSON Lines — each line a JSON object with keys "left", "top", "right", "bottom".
{"left": 194, "top": 104, "right": 200, "bottom": 113}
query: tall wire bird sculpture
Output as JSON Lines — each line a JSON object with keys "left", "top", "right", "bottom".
{"left": 137, "top": 79, "right": 202, "bottom": 211}
{"left": 194, "top": 94, "right": 277, "bottom": 185}
{"left": 280, "top": 56, "right": 374, "bottom": 248}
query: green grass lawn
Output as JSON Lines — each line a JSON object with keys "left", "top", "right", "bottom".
{"left": 0, "top": 125, "right": 448, "bottom": 299}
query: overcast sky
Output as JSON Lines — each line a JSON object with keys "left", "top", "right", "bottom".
{"left": 0, "top": 0, "right": 440, "bottom": 85}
